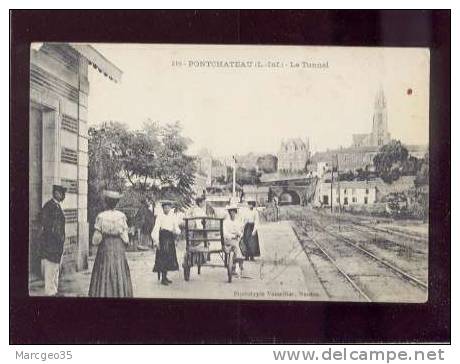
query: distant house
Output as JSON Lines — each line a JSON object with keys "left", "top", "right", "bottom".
{"left": 242, "top": 185, "right": 270, "bottom": 205}
{"left": 277, "top": 138, "right": 310, "bottom": 173}
{"left": 315, "top": 180, "right": 378, "bottom": 207}
{"left": 311, "top": 146, "right": 379, "bottom": 172}
{"left": 310, "top": 144, "right": 427, "bottom": 174}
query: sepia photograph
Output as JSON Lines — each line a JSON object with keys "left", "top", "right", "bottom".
{"left": 28, "top": 42, "right": 430, "bottom": 303}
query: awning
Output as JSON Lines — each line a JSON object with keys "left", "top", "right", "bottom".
{"left": 68, "top": 43, "right": 123, "bottom": 83}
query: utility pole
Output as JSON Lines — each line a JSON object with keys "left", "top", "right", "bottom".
{"left": 232, "top": 155, "right": 237, "bottom": 200}
{"left": 330, "top": 159, "right": 333, "bottom": 213}
{"left": 336, "top": 154, "right": 341, "bottom": 231}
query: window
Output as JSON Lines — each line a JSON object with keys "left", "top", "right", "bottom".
{"left": 61, "top": 114, "right": 78, "bottom": 134}
{"left": 352, "top": 197, "right": 357, "bottom": 203}
{"left": 364, "top": 197, "right": 368, "bottom": 204}
{"left": 63, "top": 209, "right": 78, "bottom": 223}
{"left": 343, "top": 189, "right": 347, "bottom": 195}
{"left": 61, "top": 178, "right": 78, "bottom": 194}
{"left": 61, "top": 148, "right": 78, "bottom": 165}
{"left": 344, "top": 197, "right": 348, "bottom": 205}
{"left": 366, "top": 188, "right": 369, "bottom": 194}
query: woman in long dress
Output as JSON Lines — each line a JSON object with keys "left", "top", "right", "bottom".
{"left": 242, "top": 199, "right": 261, "bottom": 261}
{"left": 152, "top": 200, "right": 181, "bottom": 286}
{"left": 88, "top": 190, "right": 133, "bottom": 297}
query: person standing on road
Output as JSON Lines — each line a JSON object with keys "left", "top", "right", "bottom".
{"left": 134, "top": 196, "right": 155, "bottom": 250}
{"left": 242, "top": 198, "right": 261, "bottom": 261}
{"left": 273, "top": 195, "right": 279, "bottom": 221}
{"left": 186, "top": 196, "right": 209, "bottom": 263}
{"left": 223, "top": 204, "right": 245, "bottom": 278}
{"left": 39, "top": 184, "right": 67, "bottom": 296}
{"left": 152, "top": 200, "right": 181, "bottom": 286}
{"left": 88, "top": 190, "right": 133, "bottom": 297}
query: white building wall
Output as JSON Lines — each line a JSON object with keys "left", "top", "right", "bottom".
{"left": 315, "top": 182, "right": 376, "bottom": 207}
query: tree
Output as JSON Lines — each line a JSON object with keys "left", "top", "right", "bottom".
{"left": 373, "top": 140, "right": 409, "bottom": 183}
{"left": 121, "top": 127, "right": 161, "bottom": 191}
{"left": 88, "top": 121, "right": 128, "bottom": 236}
{"left": 256, "top": 154, "right": 278, "bottom": 173}
{"left": 152, "top": 121, "right": 197, "bottom": 208}
{"left": 355, "top": 167, "right": 374, "bottom": 181}
{"left": 339, "top": 170, "right": 355, "bottom": 181}
{"left": 88, "top": 120, "right": 198, "bottom": 214}
{"left": 235, "top": 167, "right": 261, "bottom": 185}
{"left": 414, "top": 152, "right": 429, "bottom": 187}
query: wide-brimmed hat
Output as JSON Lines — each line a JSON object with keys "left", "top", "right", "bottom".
{"left": 195, "top": 196, "right": 205, "bottom": 204}
{"left": 159, "top": 199, "right": 175, "bottom": 207}
{"left": 103, "top": 190, "right": 123, "bottom": 200}
{"left": 53, "top": 184, "right": 67, "bottom": 194}
{"left": 225, "top": 203, "right": 239, "bottom": 211}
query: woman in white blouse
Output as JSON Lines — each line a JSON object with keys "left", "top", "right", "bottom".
{"left": 152, "top": 200, "right": 181, "bottom": 286}
{"left": 88, "top": 190, "right": 133, "bottom": 297}
{"left": 223, "top": 204, "right": 245, "bottom": 278}
{"left": 241, "top": 198, "right": 261, "bottom": 261}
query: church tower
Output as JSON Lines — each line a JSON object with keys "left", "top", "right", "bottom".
{"left": 371, "top": 86, "right": 391, "bottom": 146}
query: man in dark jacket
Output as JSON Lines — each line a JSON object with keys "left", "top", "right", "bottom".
{"left": 134, "top": 196, "right": 155, "bottom": 250}
{"left": 40, "top": 184, "right": 66, "bottom": 296}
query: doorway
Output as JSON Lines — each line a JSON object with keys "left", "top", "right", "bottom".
{"left": 29, "top": 106, "right": 43, "bottom": 279}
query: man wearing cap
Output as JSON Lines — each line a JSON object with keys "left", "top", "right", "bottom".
{"left": 39, "top": 184, "right": 67, "bottom": 296}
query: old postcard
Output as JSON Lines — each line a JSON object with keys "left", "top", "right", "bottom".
{"left": 29, "top": 43, "right": 429, "bottom": 302}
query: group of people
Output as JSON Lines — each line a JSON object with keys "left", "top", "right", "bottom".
{"left": 38, "top": 185, "right": 261, "bottom": 297}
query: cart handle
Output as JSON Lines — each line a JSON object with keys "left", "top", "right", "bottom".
{"left": 183, "top": 217, "right": 224, "bottom": 221}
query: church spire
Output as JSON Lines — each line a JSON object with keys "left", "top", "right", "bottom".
{"left": 372, "top": 85, "right": 390, "bottom": 147}
{"left": 375, "top": 84, "right": 386, "bottom": 109}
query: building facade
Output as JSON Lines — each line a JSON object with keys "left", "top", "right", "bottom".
{"left": 311, "top": 146, "right": 379, "bottom": 172}
{"left": 277, "top": 138, "right": 310, "bottom": 172}
{"left": 196, "top": 149, "right": 213, "bottom": 186}
{"left": 242, "top": 185, "right": 270, "bottom": 205}
{"left": 315, "top": 181, "right": 378, "bottom": 207}
{"left": 29, "top": 43, "right": 122, "bottom": 278}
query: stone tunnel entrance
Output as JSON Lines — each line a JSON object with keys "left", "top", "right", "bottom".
{"left": 279, "top": 190, "right": 301, "bottom": 205}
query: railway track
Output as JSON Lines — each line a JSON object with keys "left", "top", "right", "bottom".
{"left": 292, "top": 225, "right": 372, "bottom": 302}
{"left": 292, "top": 217, "right": 428, "bottom": 302}
{"left": 310, "top": 220, "right": 428, "bottom": 290}
{"left": 315, "top": 209, "right": 428, "bottom": 246}
{"left": 308, "top": 211, "right": 428, "bottom": 281}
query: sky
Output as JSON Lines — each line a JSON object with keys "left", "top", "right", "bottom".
{"left": 88, "top": 44, "right": 430, "bottom": 157}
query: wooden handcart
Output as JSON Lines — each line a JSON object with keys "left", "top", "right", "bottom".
{"left": 182, "top": 217, "right": 235, "bottom": 283}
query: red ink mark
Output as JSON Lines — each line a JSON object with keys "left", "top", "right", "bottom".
{"left": 407, "top": 88, "right": 413, "bottom": 95}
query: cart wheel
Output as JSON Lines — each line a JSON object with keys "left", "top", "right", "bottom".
{"left": 226, "top": 251, "right": 234, "bottom": 283}
{"left": 183, "top": 264, "right": 191, "bottom": 281}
